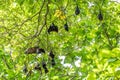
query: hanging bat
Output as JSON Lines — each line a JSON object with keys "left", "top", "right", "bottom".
{"left": 48, "top": 23, "right": 58, "bottom": 33}
{"left": 25, "top": 47, "right": 45, "bottom": 54}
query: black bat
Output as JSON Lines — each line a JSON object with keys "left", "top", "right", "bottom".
{"left": 34, "top": 63, "right": 41, "bottom": 70}
{"left": 98, "top": 11, "right": 103, "bottom": 21}
{"left": 36, "top": 48, "right": 45, "bottom": 54}
{"left": 25, "top": 47, "right": 45, "bottom": 54}
{"left": 23, "top": 65, "right": 28, "bottom": 73}
{"left": 64, "top": 23, "right": 69, "bottom": 31}
{"left": 51, "top": 58, "right": 55, "bottom": 66}
{"left": 49, "top": 51, "right": 55, "bottom": 58}
{"left": 75, "top": 5, "right": 80, "bottom": 15}
{"left": 42, "top": 62, "right": 49, "bottom": 73}
{"left": 48, "top": 23, "right": 58, "bottom": 33}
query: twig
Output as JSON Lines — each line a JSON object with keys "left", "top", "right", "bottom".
{"left": 64, "top": 0, "right": 69, "bottom": 11}
{"left": 15, "top": 0, "right": 45, "bottom": 39}
{"left": 2, "top": 56, "right": 11, "bottom": 69}
{"left": 34, "top": 0, "right": 49, "bottom": 37}
{"left": 103, "top": 28, "right": 113, "bottom": 49}
{"left": 18, "top": 12, "right": 40, "bottom": 27}
{"left": 9, "top": 51, "right": 16, "bottom": 69}
{"left": 17, "top": 0, "right": 46, "bottom": 40}
{"left": 31, "top": 0, "right": 46, "bottom": 38}
{"left": 115, "top": 33, "right": 120, "bottom": 47}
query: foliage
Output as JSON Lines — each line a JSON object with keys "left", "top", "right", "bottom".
{"left": 0, "top": 0, "right": 120, "bottom": 79}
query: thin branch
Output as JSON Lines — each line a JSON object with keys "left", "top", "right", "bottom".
{"left": 31, "top": 0, "right": 46, "bottom": 38}
{"left": 2, "top": 56, "right": 11, "bottom": 69}
{"left": 115, "top": 33, "right": 120, "bottom": 47}
{"left": 9, "top": 51, "right": 16, "bottom": 69}
{"left": 33, "top": 0, "right": 49, "bottom": 38}
{"left": 16, "top": 0, "right": 46, "bottom": 40}
{"left": 18, "top": 12, "right": 39, "bottom": 27}
{"left": 103, "top": 28, "right": 113, "bottom": 49}
{"left": 16, "top": 0, "right": 45, "bottom": 34}
{"left": 64, "top": 0, "right": 69, "bottom": 11}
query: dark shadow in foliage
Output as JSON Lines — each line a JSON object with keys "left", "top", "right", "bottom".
{"left": 23, "top": 65, "right": 28, "bottom": 73}
{"left": 26, "top": 70, "right": 33, "bottom": 77}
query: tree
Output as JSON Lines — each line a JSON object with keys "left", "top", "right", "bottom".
{"left": 0, "top": 0, "right": 120, "bottom": 79}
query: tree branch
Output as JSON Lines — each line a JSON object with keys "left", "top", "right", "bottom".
{"left": 2, "top": 56, "right": 11, "bottom": 69}
{"left": 18, "top": 0, "right": 45, "bottom": 27}
{"left": 16, "top": 0, "right": 46, "bottom": 40}
{"left": 31, "top": 0, "right": 46, "bottom": 38}
{"left": 103, "top": 28, "right": 113, "bottom": 49}
{"left": 32, "top": 0, "right": 49, "bottom": 38}
{"left": 115, "top": 33, "right": 120, "bottom": 47}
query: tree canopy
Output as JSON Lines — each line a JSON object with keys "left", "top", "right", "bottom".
{"left": 0, "top": 0, "right": 120, "bottom": 79}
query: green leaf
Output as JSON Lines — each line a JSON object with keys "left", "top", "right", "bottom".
{"left": 86, "top": 72, "right": 96, "bottom": 80}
